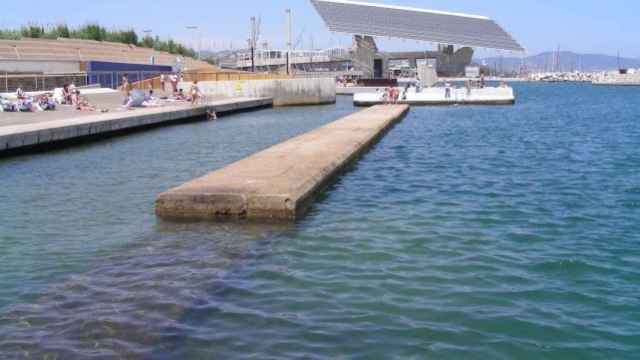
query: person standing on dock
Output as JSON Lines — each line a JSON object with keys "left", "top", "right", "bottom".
{"left": 160, "top": 74, "right": 166, "bottom": 93}
{"left": 120, "top": 75, "right": 133, "bottom": 106}
{"left": 170, "top": 73, "right": 178, "bottom": 94}
{"left": 190, "top": 81, "right": 203, "bottom": 105}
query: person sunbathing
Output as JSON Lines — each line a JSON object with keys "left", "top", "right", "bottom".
{"left": 174, "top": 89, "right": 187, "bottom": 101}
{"left": 37, "top": 94, "right": 56, "bottom": 111}
{"left": 0, "top": 96, "right": 17, "bottom": 112}
{"left": 75, "top": 95, "right": 98, "bottom": 111}
{"left": 17, "top": 96, "right": 35, "bottom": 112}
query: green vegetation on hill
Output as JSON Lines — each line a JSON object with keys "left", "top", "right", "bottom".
{"left": 0, "top": 24, "right": 197, "bottom": 59}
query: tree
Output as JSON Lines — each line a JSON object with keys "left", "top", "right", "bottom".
{"left": 1, "top": 22, "right": 199, "bottom": 59}
{"left": 21, "top": 25, "right": 45, "bottom": 38}
{"left": 54, "top": 24, "right": 71, "bottom": 38}
{"left": 141, "top": 35, "right": 154, "bottom": 49}
{"left": 76, "top": 24, "right": 107, "bottom": 41}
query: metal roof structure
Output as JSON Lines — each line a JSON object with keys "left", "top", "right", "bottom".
{"left": 310, "top": 0, "right": 524, "bottom": 52}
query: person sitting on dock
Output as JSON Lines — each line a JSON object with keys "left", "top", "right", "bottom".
{"left": 61, "top": 84, "right": 73, "bottom": 104}
{"left": 15, "top": 86, "right": 26, "bottom": 100}
{"left": 17, "top": 96, "right": 34, "bottom": 112}
{"left": 0, "top": 96, "right": 17, "bottom": 112}
{"left": 175, "top": 88, "right": 187, "bottom": 101}
{"left": 37, "top": 94, "right": 56, "bottom": 111}
{"left": 76, "top": 97, "right": 96, "bottom": 111}
{"left": 71, "top": 90, "right": 81, "bottom": 107}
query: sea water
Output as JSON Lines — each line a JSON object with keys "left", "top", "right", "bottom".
{"left": 0, "top": 84, "right": 638, "bottom": 359}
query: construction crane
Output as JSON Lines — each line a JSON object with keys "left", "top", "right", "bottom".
{"left": 293, "top": 27, "right": 306, "bottom": 50}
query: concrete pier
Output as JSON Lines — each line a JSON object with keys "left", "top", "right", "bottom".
{"left": 0, "top": 97, "right": 272, "bottom": 154}
{"left": 156, "top": 104, "right": 410, "bottom": 221}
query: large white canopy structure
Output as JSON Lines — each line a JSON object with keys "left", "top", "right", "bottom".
{"left": 310, "top": 0, "right": 524, "bottom": 52}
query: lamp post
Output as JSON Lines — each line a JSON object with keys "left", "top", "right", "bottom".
{"left": 143, "top": 29, "right": 155, "bottom": 64}
{"left": 285, "top": 9, "right": 293, "bottom": 75}
{"left": 186, "top": 25, "right": 201, "bottom": 60}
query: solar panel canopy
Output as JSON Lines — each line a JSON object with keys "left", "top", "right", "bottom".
{"left": 311, "top": 0, "right": 524, "bottom": 52}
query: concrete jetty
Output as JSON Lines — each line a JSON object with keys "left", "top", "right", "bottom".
{"left": 0, "top": 97, "right": 272, "bottom": 154}
{"left": 156, "top": 104, "right": 410, "bottom": 221}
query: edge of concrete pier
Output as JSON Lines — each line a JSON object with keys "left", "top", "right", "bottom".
{"left": 156, "top": 104, "right": 410, "bottom": 222}
{"left": 0, "top": 97, "right": 273, "bottom": 155}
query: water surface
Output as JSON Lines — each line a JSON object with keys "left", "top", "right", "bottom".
{"left": 0, "top": 85, "right": 639, "bottom": 359}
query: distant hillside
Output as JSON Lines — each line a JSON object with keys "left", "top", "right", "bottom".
{"left": 476, "top": 51, "right": 640, "bottom": 73}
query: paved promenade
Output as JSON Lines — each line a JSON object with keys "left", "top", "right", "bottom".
{"left": 156, "top": 104, "right": 410, "bottom": 221}
{"left": 0, "top": 96, "right": 273, "bottom": 153}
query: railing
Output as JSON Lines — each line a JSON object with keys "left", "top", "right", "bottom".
{"left": 182, "top": 71, "right": 292, "bottom": 82}
{"left": 130, "top": 69, "right": 347, "bottom": 90}
{"left": 132, "top": 71, "right": 294, "bottom": 90}
{"left": 1, "top": 72, "right": 88, "bottom": 92}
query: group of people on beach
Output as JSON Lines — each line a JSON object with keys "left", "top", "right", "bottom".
{"left": 1, "top": 70, "right": 207, "bottom": 115}
{"left": 1, "top": 88, "right": 56, "bottom": 113}
{"left": 120, "top": 73, "right": 203, "bottom": 109}
{"left": 0, "top": 84, "right": 92, "bottom": 113}
{"left": 61, "top": 83, "right": 100, "bottom": 111}
{"left": 160, "top": 73, "right": 204, "bottom": 104}
{"left": 0, "top": 81, "right": 106, "bottom": 113}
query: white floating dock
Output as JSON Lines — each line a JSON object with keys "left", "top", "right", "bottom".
{"left": 354, "top": 87, "right": 515, "bottom": 106}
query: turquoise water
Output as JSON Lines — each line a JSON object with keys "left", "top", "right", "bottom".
{"left": 1, "top": 85, "right": 639, "bottom": 359}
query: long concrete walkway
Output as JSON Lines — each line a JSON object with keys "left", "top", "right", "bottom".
{"left": 0, "top": 97, "right": 272, "bottom": 154}
{"left": 156, "top": 104, "right": 410, "bottom": 221}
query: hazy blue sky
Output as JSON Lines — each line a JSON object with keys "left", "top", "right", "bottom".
{"left": 1, "top": 0, "right": 638, "bottom": 57}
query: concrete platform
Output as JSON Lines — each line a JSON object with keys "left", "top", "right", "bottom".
{"left": 336, "top": 86, "right": 380, "bottom": 95}
{"left": 0, "top": 97, "right": 272, "bottom": 154}
{"left": 354, "top": 87, "right": 515, "bottom": 106}
{"left": 156, "top": 104, "right": 410, "bottom": 221}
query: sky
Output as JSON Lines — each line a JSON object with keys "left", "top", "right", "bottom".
{"left": 1, "top": 0, "right": 639, "bottom": 58}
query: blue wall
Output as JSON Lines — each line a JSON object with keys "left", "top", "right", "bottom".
{"left": 86, "top": 61, "right": 172, "bottom": 73}
{"left": 86, "top": 61, "right": 172, "bottom": 88}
